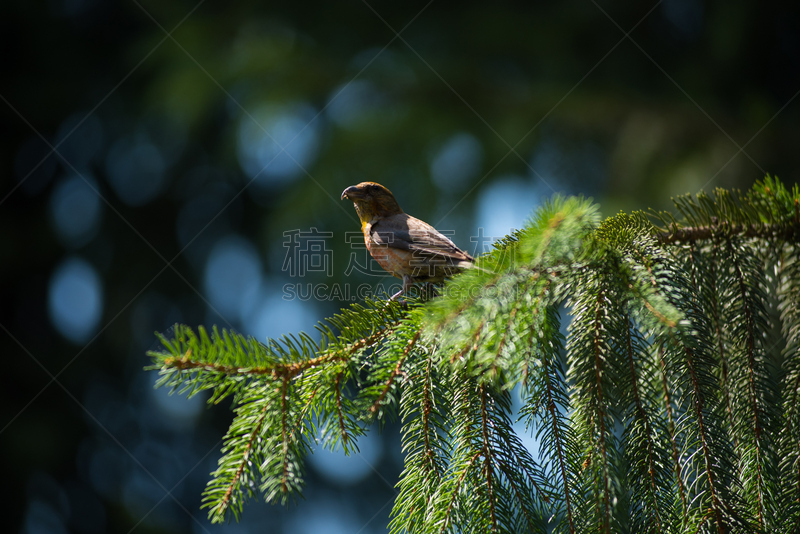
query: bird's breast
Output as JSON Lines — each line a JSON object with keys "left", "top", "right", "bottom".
{"left": 366, "top": 236, "right": 412, "bottom": 278}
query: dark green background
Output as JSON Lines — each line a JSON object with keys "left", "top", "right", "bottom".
{"left": 2, "top": 1, "right": 798, "bottom": 532}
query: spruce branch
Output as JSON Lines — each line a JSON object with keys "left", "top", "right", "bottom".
{"left": 537, "top": 335, "right": 575, "bottom": 534}
{"left": 623, "top": 322, "right": 664, "bottom": 532}
{"left": 656, "top": 220, "right": 800, "bottom": 245}
{"left": 479, "top": 384, "right": 499, "bottom": 533}
{"left": 367, "top": 328, "right": 421, "bottom": 415}
{"left": 727, "top": 238, "right": 766, "bottom": 528}
{"left": 146, "top": 176, "right": 800, "bottom": 532}
{"left": 683, "top": 348, "right": 727, "bottom": 534}
{"left": 657, "top": 345, "right": 687, "bottom": 518}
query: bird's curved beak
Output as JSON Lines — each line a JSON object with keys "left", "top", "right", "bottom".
{"left": 341, "top": 185, "right": 361, "bottom": 201}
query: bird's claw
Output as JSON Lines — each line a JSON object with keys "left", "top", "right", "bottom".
{"left": 389, "top": 289, "right": 405, "bottom": 301}
{"left": 386, "top": 288, "right": 408, "bottom": 309}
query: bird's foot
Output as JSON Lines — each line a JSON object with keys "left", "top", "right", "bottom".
{"left": 385, "top": 287, "right": 408, "bottom": 309}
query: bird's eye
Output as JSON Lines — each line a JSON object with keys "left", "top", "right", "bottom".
{"left": 370, "top": 184, "right": 380, "bottom": 191}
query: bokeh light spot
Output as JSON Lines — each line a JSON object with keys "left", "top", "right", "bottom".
{"left": 308, "top": 431, "right": 383, "bottom": 486}
{"left": 203, "top": 236, "right": 263, "bottom": 323}
{"left": 326, "top": 80, "right": 385, "bottom": 129}
{"left": 236, "top": 102, "right": 319, "bottom": 186}
{"left": 49, "top": 174, "right": 103, "bottom": 247}
{"left": 105, "top": 136, "right": 166, "bottom": 206}
{"left": 48, "top": 257, "right": 103, "bottom": 344}
{"left": 475, "top": 176, "right": 544, "bottom": 243}
{"left": 285, "top": 498, "right": 360, "bottom": 534}
{"left": 148, "top": 373, "right": 206, "bottom": 425}
{"left": 243, "top": 287, "right": 318, "bottom": 342}
{"left": 430, "top": 132, "right": 483, "bottom": 190}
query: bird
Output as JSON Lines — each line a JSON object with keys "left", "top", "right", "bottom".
{"left": 341, "top": 181, "right": 475, "bottom": 301}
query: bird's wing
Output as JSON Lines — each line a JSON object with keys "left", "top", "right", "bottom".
{"left": 371, "top": 214, "right": 474, "bottom": 265}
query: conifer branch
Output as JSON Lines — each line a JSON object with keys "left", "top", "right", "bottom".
{"left": 708, "top": 245, "right": 738, "bottom": 449}
{"left": 495, "top": 427, "right": 549, "bottom": 503}
{"left": 592, "top": 289, "right": 612, "bottom": 534}
{"left": 368, "top": 329, "right": 421, "bottom": 415}
{"left": 492, "top": 306, "right": 518, "bottom": 377}
{"left": 334, "top": 372, "right": 348, "bottom": 446}
{"left": 421, "top": 356, "right": 438, "bottom": 478}
{"left": 727, "top": 237, "right": 769, "bottom": 528}
{"left": 684, "top": 349, "right": 726, "bottom": 534}
{"left": 290, "top": 384, "right": 319, "bottom": 441}
{"left": 624, "top": 320, "right": 663, "bottom": 532}
{"left": 217, "top": 403, "right": 269, "bottom": 518}
{"left": 657, "top": 221, "right": 800, "bottom": 245}
{"left": 279, "top": 377, "right": 290, "bottom": 495}
{"left": 163, "top": 349, "right": 346, "bottom": 379}
{"left": 439, "top": 451, "right": 482, "bottom": 534}
{"left": 657, "top": 345, "right": 686, "bottom": 515}
{"left": 480, "top": 384, "right": 499, "bottom": 533}
{"left": 494, "top": 459, "right": 540, "bottom": 531}
{"left": 541, "top": 343, "right": 575, "bottom": 534}
{"left": 457, "top": 323, "right": 483, "bottom": 363}
{"left": 147, "top": 177, "right": 800, "bottom": 532}
{"left": 160, "top": 323, "right": 393, "bottom": 381}
{"left": 422, "top": 358, "right": 439, "bottom": 468}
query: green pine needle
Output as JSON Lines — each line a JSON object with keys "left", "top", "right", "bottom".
{"left": 147, "top": 176, "right": 800, "bottom": 532}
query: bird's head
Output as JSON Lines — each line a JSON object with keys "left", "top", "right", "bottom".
{"left": 341, "top": 182, "right": 403, "bottom": 225}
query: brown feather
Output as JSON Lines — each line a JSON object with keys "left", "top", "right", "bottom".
{"left": 342, "top": 181, "right": 475, "bottom": 292}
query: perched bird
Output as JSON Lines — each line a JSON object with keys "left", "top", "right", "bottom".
{"left": 341, "top": 181, "right": 475, "bottom": 300}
